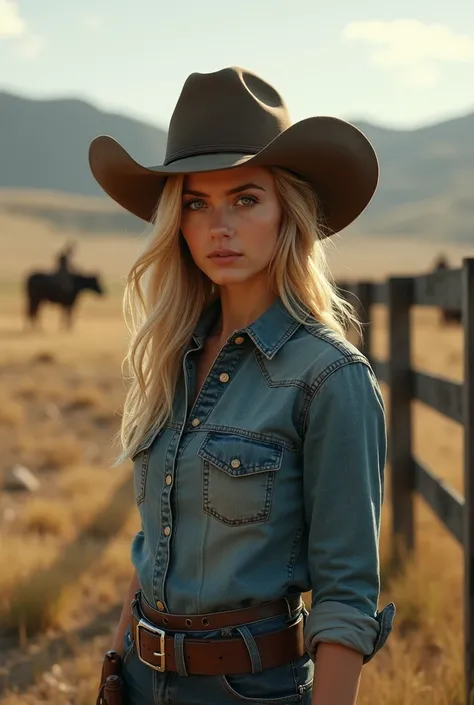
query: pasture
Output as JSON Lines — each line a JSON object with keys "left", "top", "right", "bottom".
{"left": 1, "top": 217, "right": 474, "bottom": 704}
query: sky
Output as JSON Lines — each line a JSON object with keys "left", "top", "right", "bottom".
{"left": 0, "top": 0, "right": 473, "bottom": 132}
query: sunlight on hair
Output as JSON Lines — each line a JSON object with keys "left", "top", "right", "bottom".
{"left": 270, "top": 167, "right": 361, "bottom": 339}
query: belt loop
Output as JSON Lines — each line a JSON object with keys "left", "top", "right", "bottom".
{"left": 236, "top": 625, "right": 263, "bottom": 674}
{"left": 283, "top": 597, "right": 293, "bottom": 621}
{"left": 284, "top": 595, "right": 302, "bottom": 622}
{"left": 174, "top": 633, "right": 188, "bottom": 676}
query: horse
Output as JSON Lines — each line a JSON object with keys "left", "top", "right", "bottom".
{"left": 25, "top": 271, "right": 105, "bottom": 330}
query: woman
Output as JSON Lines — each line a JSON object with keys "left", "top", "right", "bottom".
{"left": 90, "top": 67, "right": 395, "bottom": 705}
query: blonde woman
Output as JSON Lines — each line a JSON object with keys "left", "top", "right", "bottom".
{"left": 90, "top": 67, "right": 395, "bottom": 705}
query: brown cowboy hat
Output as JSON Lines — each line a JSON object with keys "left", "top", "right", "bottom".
{"left": 89, "top": 67, "right": 379, "bottom": 236}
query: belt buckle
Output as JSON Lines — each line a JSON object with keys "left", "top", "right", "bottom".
{"left": 136, "top": 617, "right": 166, "bottom": 672}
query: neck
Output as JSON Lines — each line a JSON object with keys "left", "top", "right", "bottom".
{"left": 211, "top": 281, "right": 276, "bottom": 344}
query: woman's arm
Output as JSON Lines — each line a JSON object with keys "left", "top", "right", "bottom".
{"left": 302, "top": 358, "right": 394, "bottom": 691}
{"left": 311, "top": 643, "right": 363, "bottom": 705}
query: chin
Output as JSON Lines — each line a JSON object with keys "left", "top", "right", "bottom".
{"left": 210, "top": 272, "right": 251, "bottom": 286}
{"left": 207, "top": 270, "right": 252, "bottom": 286}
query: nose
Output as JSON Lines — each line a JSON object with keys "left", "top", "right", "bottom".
{"left": 209, "top": 206, "right": 234, "bottom": 239}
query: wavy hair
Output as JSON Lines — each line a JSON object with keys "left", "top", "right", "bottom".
{"left": 117, "top": 167, "right": 360, "bottom": 462}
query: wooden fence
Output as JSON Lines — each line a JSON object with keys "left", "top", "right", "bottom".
{"left": 338, "top": 257, "right": 474, "bottom": 704}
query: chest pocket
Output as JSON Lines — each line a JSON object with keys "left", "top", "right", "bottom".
{"left": 131, "top": 427, "right": 162, "bottom": 506}
{"left": 197, "top": 432, "right": 283, "bottom": 526}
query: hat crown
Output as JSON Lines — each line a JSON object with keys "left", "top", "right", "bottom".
{"left": 164, "top": 67, "right": 292, "bottom": 165}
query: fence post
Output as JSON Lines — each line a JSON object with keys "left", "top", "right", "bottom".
{"left": 356, "top": 282, "right": 373, "bottom": 362}
{"left": 463, "top": 258, "right": 474, "bottom": 705}
{"left": 388, "top": 277, "right": 414, "bottom": 570}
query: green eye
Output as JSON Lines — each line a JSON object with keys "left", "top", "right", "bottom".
{"left": 185, "top": 199, "right": 205, "bottom": 210}
{"left": 237, "top": 195, "right": 258, "bottom": 206}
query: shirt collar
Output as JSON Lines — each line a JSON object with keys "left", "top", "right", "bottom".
{"left": 193, "top": 297, "right": 306, "bottom": 360}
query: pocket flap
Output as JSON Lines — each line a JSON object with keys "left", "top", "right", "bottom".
{"left": 198, "top": 432, "right": 283, "bottom": 476}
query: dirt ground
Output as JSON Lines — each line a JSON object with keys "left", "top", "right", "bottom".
{"left": 0, "top": 217, "right": 472, "bottom": 704}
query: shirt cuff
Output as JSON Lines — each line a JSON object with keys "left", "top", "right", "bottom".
{"left": 304, "top": 600, "right": 396, "bottom": 664}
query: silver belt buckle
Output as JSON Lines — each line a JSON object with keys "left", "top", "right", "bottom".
{"left": 136, "top": 617, "right": 166, "bottom": 672}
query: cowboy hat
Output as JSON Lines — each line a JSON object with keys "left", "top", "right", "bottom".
{"left": 88, "top": 66, "right": 379, "bottom": 236}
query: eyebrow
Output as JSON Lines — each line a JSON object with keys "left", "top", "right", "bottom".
{"left": 182, "top": 182, "right": 266, "bottom": 197}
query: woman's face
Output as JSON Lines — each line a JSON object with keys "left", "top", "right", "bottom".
{"left": 180, "top": 165, "right": 282, "bottom": 288}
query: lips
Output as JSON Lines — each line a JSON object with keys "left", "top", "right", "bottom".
{"left": 210, "top": 253, "right": 240, "bottom": 258}
{"left": 207, "top": 251, "right": 243, "bottom": 266}
{"left": 208, "top": 250, "right": 241, "bottom": 257}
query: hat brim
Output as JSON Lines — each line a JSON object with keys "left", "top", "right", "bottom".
{"left": 88, "top": 116, "right": 378, "bottom": 236}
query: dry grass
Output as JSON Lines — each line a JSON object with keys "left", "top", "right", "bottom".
{"left": 17, "top": 435, "right": 85, "bottom": 472}
{"left": 19, "top": 500, "right": 71, "bottom": 537}
{"left": 0, "top": 392, "right": 24, "bottom": 427}
{"left": 0, "top": 224, "right": 473, "bottom": 703}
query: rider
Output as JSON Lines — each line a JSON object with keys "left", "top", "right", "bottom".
{"left": 55, "top": 242, "right": 76, "bottom": 294}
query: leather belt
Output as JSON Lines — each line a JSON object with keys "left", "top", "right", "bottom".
{"left": 139, "top": 591, "right": 303, "bottom": 631}
{"left": 130, "top": 592, "right": 306, "bottom": 675}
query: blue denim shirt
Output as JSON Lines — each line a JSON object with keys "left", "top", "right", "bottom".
{"left": 130, "top": 297, "right": 395, "bottom": 663}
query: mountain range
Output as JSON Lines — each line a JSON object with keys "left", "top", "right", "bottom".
{"left": 1, "top": 90, "right": 473, "bottom": 241}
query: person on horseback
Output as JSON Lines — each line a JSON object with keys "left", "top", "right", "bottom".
{"left": 55, "top": 242, "right": 76, "bottom": 294}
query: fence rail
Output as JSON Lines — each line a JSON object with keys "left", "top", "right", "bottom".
{"left": 338, "top": 257, "right": 474, "bottom": 705}
{"left": 413, "top": 459, "right": 464, "bottom": 544}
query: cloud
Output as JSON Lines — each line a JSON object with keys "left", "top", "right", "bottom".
{"left": 0, "top": 0, "right": 24, "bottom": 36}
{"left": 14, "top": 32, "right": 44, "bottom": 58}
{"left": 82, "top": 13, "right": 103, "bottom": 32}
{"left": 0, "top": 0, "right": 44, "bottom": 58}
{"left": 341, "top": 19, "right": 474, "bottom": 87}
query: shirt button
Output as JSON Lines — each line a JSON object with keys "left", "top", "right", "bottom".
{"left": 191, "top": 418, "right": 200, "bottom": 427}
{"left": 156, "top": 601, "right": 165, "bottom": 611}
{"left": 219, "top": 372, "right": 230, "bottom": 383}
{"left": 165, "top": 474, "right": 172, "bottom": 486}
{"left": 164, "top": 526, "right": 171, "bottom": 537}
{"left": 231, "top": 458, "right": 241, "bottom": 469}
{"left": 234, "top": 336, "right": 245, "bottom": 345}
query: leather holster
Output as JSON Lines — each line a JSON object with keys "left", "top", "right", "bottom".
{"left": 96, "top": 651, "right": 124, "bottom": 705}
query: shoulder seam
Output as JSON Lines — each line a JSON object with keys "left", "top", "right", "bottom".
{"left": 300, "top": 354, "right": 371, "bottom": 433}
{"left": 303, "top": 323, "right": 365, "bottom": 359}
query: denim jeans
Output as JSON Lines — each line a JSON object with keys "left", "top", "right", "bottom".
{"left": 122, "top": 610, "right": 314, "bottom": 705}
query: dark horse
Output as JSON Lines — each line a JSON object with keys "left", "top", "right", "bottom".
{"left": 25, "top": 271, "right": 105, "bottom": 330}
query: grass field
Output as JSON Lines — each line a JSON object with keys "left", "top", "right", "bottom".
{"left": 0, "top": 211, "right": 473, "bottom": 704}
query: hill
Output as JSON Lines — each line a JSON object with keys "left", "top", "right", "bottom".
{"left": 1, "top": 90, "right": 473, "bottom": 241}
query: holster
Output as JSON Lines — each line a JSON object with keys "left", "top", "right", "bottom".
{"left": 96, "top": 651, "right": 124, "bottom": 705}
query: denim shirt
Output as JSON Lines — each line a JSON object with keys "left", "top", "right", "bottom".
{"left": 130, "top": 297, "right": 395, "bottom": 663}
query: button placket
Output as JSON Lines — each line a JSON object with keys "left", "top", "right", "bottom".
{"left": 152, "top": 343, "right": 201, "bottom": 611}
{"left": 187, "top": 340, "right": 246, "bottom": 428}
{"left": 152, "top": 430, "right": 180, "bottom": 609}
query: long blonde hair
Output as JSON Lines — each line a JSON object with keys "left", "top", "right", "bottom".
{"left": 118, "top": 167, "right": 360, "bottom": 462}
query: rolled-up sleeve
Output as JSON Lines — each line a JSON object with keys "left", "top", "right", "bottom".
{"left": 302, "top": 359, "right": 395, "bottom": 663}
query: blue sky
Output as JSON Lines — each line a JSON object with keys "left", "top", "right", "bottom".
{"left": 0, "top": 0, "right": 473, "bottom": 131}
